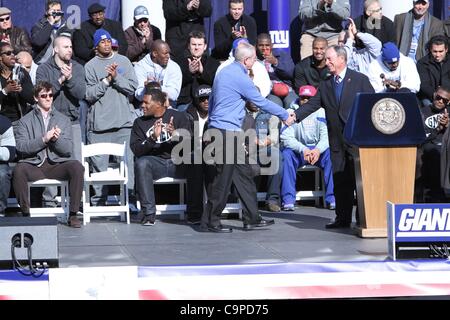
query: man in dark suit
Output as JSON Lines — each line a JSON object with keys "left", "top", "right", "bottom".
{"left": 294, "top": 45, "right": 374, "bottom": 229}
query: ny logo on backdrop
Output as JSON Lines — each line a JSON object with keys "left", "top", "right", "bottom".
{"left": 270, "top": 30, "right": 289, "bottom": 49}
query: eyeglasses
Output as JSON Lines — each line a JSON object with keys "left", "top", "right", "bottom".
{"left": 198, "top": 96, "right": 209, "bottom": 101}
{"left": 0, "top": 50, "right": 13, "bottom": 56}
{"left": 136, "top": 18, "right": 148, "bottom": 23}
{"left": 0, "top": 16, "right": 10, "bottom": 22}
{"left": 370, "top": 7, "right": 382, "bottom": 13}
{"left": 39, "top": 93, "right": 53, "bottom": 99}
{"left": 435, "top": 94, "right": 450, "bottom": 104}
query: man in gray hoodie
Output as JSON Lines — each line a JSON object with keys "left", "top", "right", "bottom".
{"left": 36, "top": 35, "right": 85, "bottom": 161}
{"left": 36, "top": 35, "right": 85, "bottom": 208}
{"left": 84, "top": 29, "right": 138, "bottom": 206}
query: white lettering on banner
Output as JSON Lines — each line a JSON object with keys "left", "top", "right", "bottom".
{"left": 270, "top": 30, "right": 289, "bottom": 49}
{"left": 66, "top": 5, "right": 81, "bottom": 30}
{"left": 397, "top": 208, "right": 450, "bottom": 233}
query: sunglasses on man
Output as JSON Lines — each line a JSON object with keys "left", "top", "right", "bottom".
{"left": 0, "top": 50, "right": 14, "bottom": 56}
{"left": 435, "top": 94, "right": 450, "bottom": 105}
{"left": 0, "top": 16, "right": 10, "bottom": 22}
{"left": 39, "top": 93, "right": 54, "bottom": 99}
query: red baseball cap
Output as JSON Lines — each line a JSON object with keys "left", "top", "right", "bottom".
{"left": 298, "top": 85, "right": 317, "bottom": 97}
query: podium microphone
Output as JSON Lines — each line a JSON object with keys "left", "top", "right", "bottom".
{"left": 380, "top": 73, "right": 385, "bottom": 81}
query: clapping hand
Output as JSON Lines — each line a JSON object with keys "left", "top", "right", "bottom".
{"left": 187, "top": 0, "right": 200, "bottom": 10}
{"left": 166, "top": 116, "right": 175, "bottom": 135}
{"left": 60, "top": 63, "right": 73, "bottom": 82}
{"left": 5, "top": 79, "right": 22, "bottom": 93}
{"left": 231, "top": 27, "right": 242, "bottom": 39}
{"left": 152, "top": 119, "right": 163, "bottom": 141}
{"left": 439, "top": 109, "right": 449, "bottom": 130}
{"left": 44, "top": 125, "right": 61, "bottom": 143}
{"left": 105, "top": 63, "right": 118, "bottom": 82}
{"left": 188, "top": 57, "right": 203, "bottom": 74}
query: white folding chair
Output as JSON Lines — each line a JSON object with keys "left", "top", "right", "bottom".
{"left": 81, "top": 142, "right": 129, "bottom": 225}
{"left": 153, "top": 177, "right": 187, "bottom": 219}
{"left": 28, "top": 179, "right": 69, "bottom": 223}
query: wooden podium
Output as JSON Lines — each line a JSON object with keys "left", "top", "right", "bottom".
{"left": 344, "top": 93, "right": 426, "bottom": 238}
{"left": 355, "top": 147, "right": 416, "bottom": 237}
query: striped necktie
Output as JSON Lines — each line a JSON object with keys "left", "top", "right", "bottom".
{"left": 334, "top": 75, "right": 343, "bottom": 103}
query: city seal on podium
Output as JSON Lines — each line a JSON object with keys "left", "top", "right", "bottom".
{"left": 371, "top": 98, "right": 406, "bottom": 134}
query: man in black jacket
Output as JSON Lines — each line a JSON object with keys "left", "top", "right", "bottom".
{"left": 0, "top": 42, "right": 34, "bottom": 124}
{"left": 416, "top": 85, "right": 450, "bottom": 203}
{"left": 0, "top": 7, "right": 32, "bottom": 54}
{"left": 294, "top": 37, "right": 330, "bottom": 93}
{"left": 31, "top": 0, "right": 73, "bottom": 64}
{"left": 212, "top": 0, "right": 257, "bottom": 61}
{"left": 163, "top": 0, "right": 212, "bottom": 59}
{"left": 130, "top": 87, "right": 190, "bottom": 226}
{"left": 72, "top": 3, "right": 127, "bottom": 65}
{"left": 417, "top": 35, "right": 450, "bottom": 104}
{"left": 295, "top": 45, "right": 374, "bottom": 229}
{"left": 354, "top": 0, "right": 395, "bottom": 46}
{"left": 184, "top": 85, "right": 211, "bottom": 224}
{"left": 173, "top": 31, "right": 219, "bottom": 111}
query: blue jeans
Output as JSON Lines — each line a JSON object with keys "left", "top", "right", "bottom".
{"left": 134, "top": 156, "right": 184, "bottom": 215}
{"left": 281, "top": 148, "right": 335, "bottom": 206}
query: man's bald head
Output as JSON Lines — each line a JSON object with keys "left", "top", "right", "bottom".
{"left": 16, "top": 51, "right": 33, "bottom": 72}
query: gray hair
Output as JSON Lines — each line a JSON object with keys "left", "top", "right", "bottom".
{"left": 234, "top": 41, "right": 255, "bottom": 62}
{"left": 364, "top": 0, "right": 380, "bottom": 11}
{"left": 328, "top": 45, "right": 347, "bottom": 62}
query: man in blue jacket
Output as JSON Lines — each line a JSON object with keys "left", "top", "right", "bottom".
{"left": 200, "top": 42, "right": 296, "bottom": 233}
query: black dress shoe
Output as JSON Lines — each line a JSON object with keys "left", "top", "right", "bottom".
{"left": 243, "top": 218, "right": 275, "bottom": 230}
{"left": 325, "top": 221, "right": 350, "bottom": 229}
{"left": 186, "top": 217, "right": 202, "bottom": 225}
{"left": 198, "top": 225, "right": 233, "bottom": 233}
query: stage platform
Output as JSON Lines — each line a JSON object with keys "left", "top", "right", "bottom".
{"left": 2, "top": 204, "right": 450, "bottom": 301}
{"left": 59, "top": 205, "right": 386, "bottom": 268}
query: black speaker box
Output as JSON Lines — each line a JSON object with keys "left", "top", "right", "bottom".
{"left": 395, "top": 242, "right": 450, "bottom": 260}
{"left": 0, "top": 217, "right": 58, "bottom": 269}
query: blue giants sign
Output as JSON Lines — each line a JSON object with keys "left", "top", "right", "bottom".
{"left": 387, "top": 202, "right": 450, "bottom": 260}
{"left": 268, "top": 0, "right": 290, "bottom": 51}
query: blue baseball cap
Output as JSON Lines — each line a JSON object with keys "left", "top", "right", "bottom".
{"left": 93, "top": 28, "right": 112, "bottom": 47}
{"left": 382, "top": 42, "right": 400, "bottom": 63}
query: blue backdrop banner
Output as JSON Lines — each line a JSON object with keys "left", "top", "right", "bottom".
{"left": 268, "top": 0, "right": 291, "bottom": 52}
{"left": 1, "top": 0, "right": 447, "bottom": 62}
